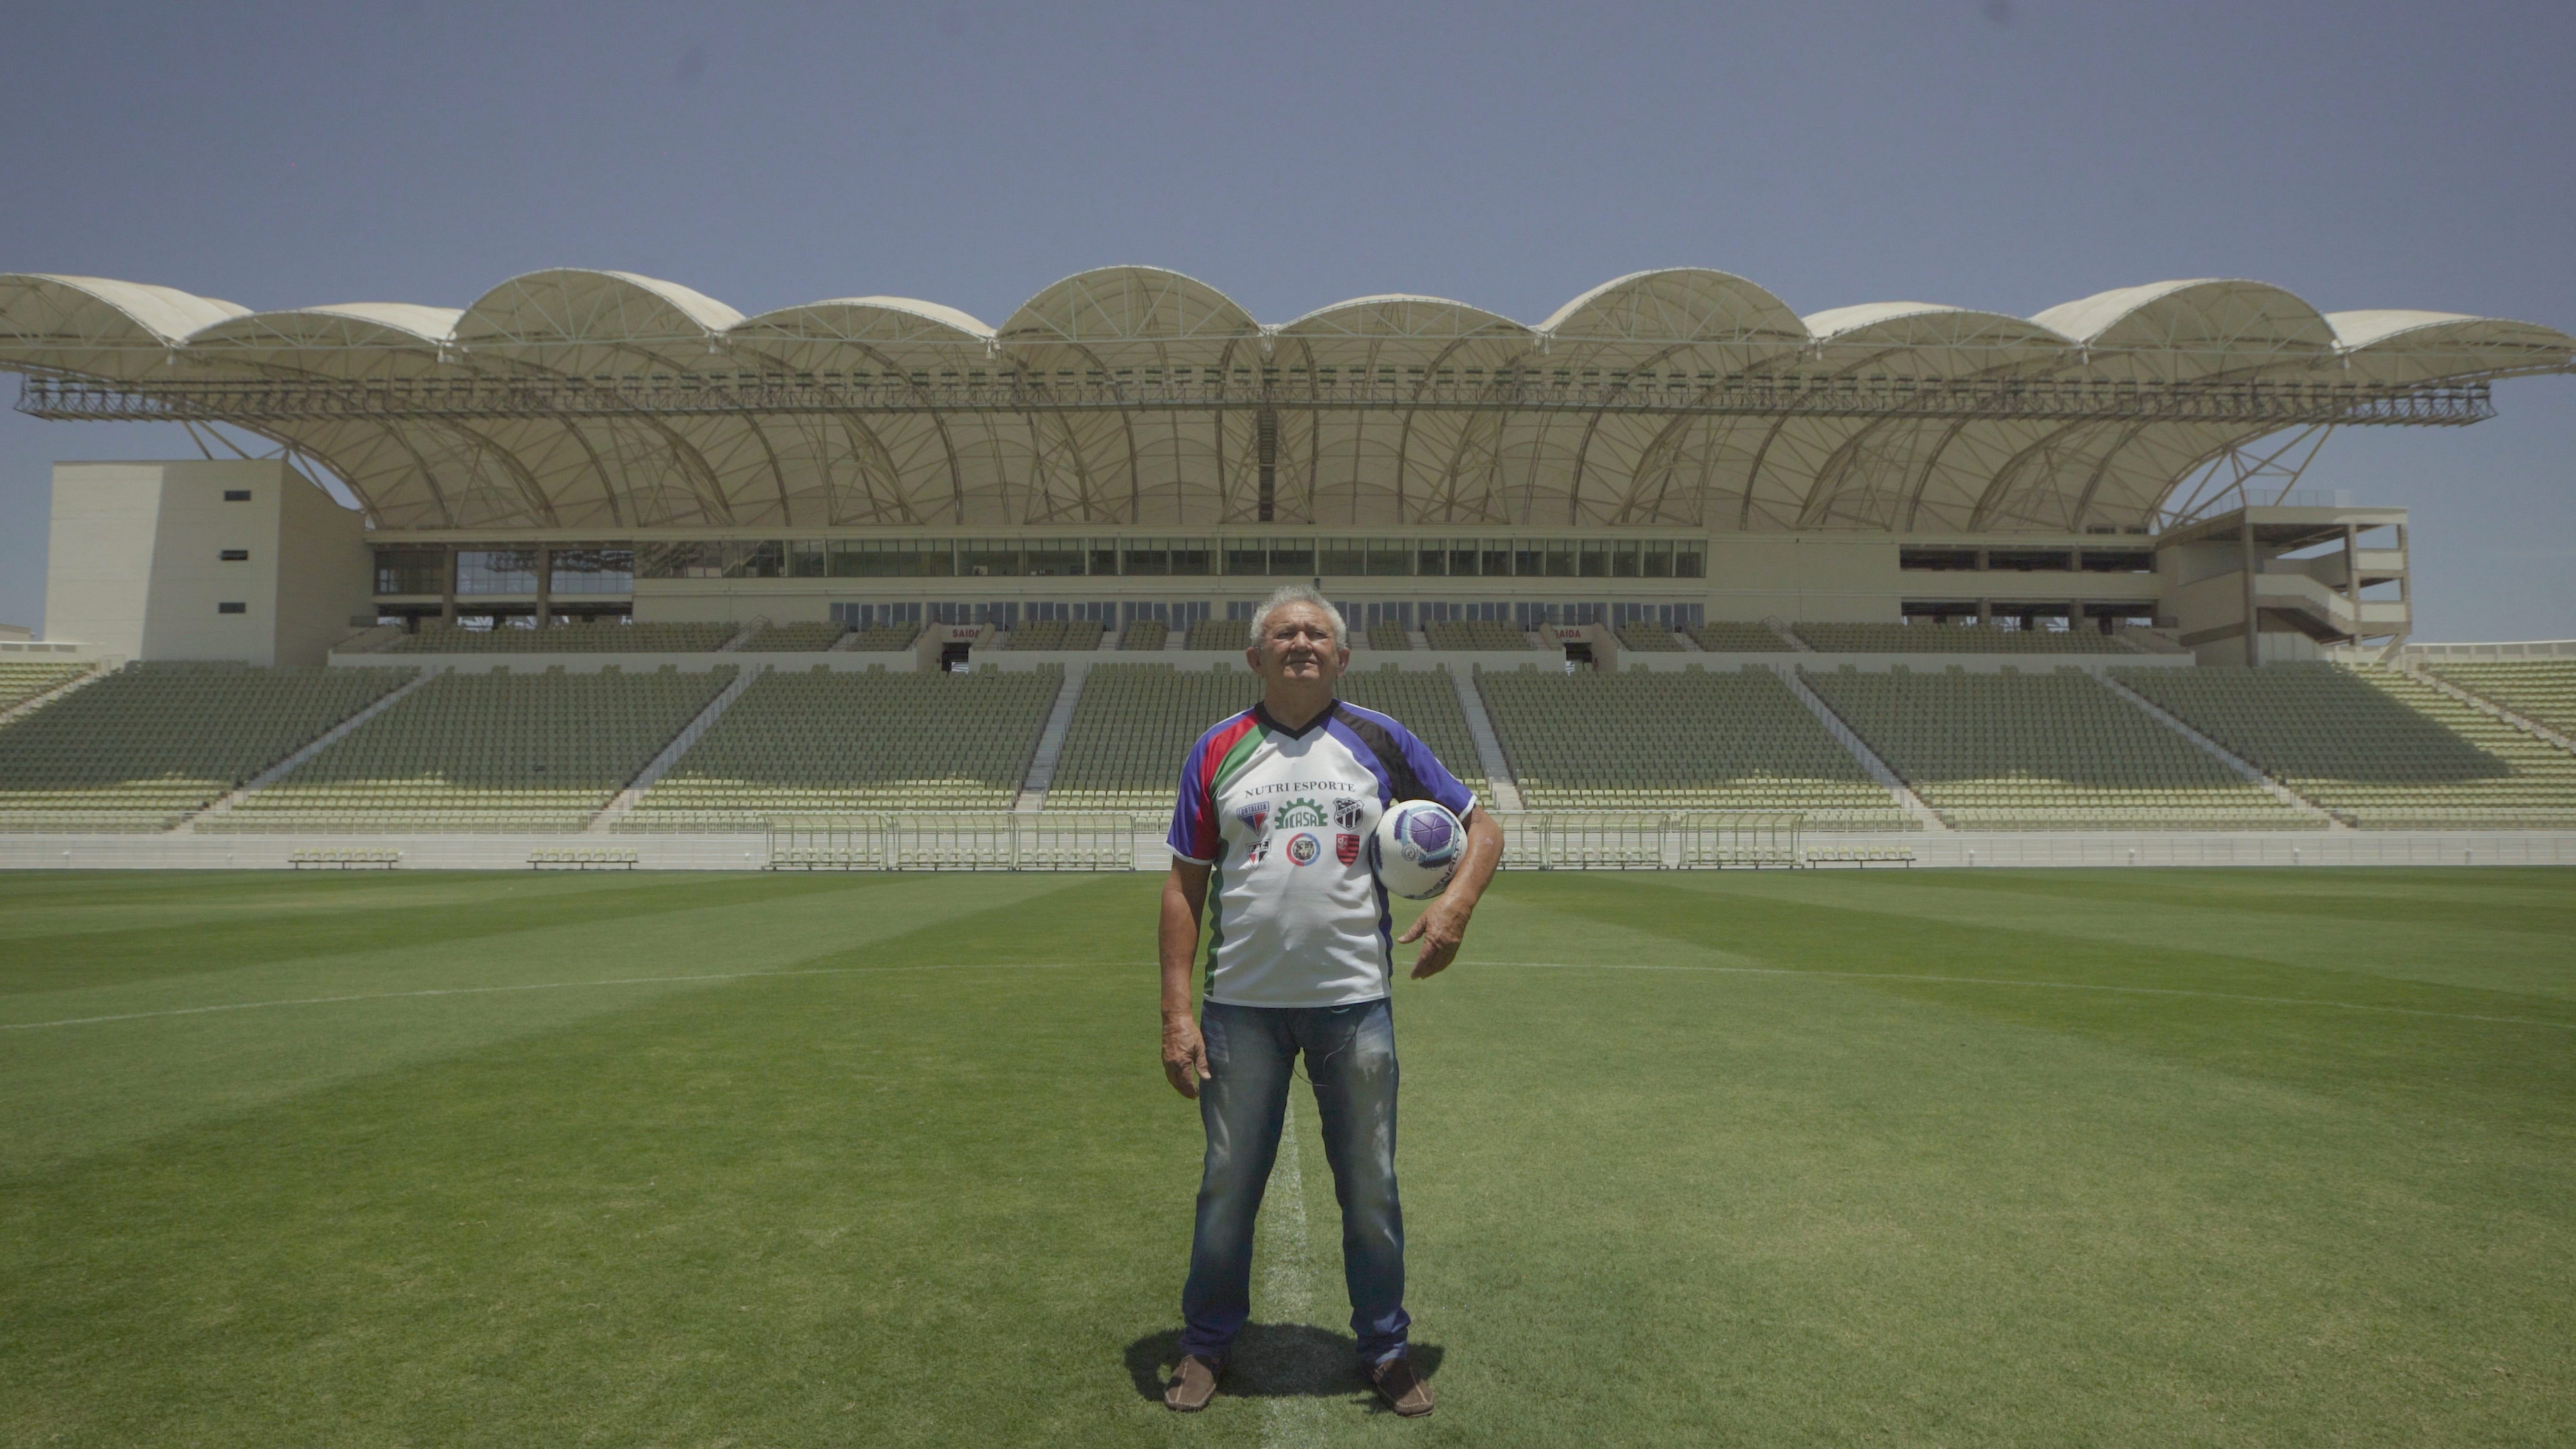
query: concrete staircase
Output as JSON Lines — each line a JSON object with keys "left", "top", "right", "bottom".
{"left": 1763, "top": 616, "right": 1815, "bottom": 652}
{"left": 1451, "top": 669, "right": 1524, "bottom": 813}
{"left": 1775, "top": 665, "right": 1947, "bottom": 830}
{"left": 1014, "top": 662, "right": 1089, "bottom": 811}
{"left": 176, "top": 667, "right": 443, "bottom": 833}
{"left": 587, "top": 665, "right": 762, "bottom": 832}
{"left": 2093, "top": 671, "right": 2345, "bottom": 827}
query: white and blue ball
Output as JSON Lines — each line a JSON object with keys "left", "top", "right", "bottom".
{"left": 1371, "top": 800, "right": 1464, "bottom": 900}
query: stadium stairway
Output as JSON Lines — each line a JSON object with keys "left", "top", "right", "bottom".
{"left": 178, "top": 667, "right": 440, "bottom": 833}
{"left": 0, "top": 661, "right": 103, "bottom": 726}
{"left": 1451, "top": 669, "right": 1523, "bottom": 812}
{"left": 1776, "top": 669, "right": 1947, "bottom": 829}
{"left": 586, "top": 665, "right": 765, "bottom": 832}
{"left": 1012, "top": 665, "right": 1085, "bottom": 810}
{"left": 2094, "top": 671, "right": 2342, "bottom": 826}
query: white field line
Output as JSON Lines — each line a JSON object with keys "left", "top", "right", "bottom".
{"left": 0, "top": 962, "right": 1069, "bottom": 1031}
{"left": 1483, "top": 961, "right": 2576, "bottom": 1030}
{"left": 1261, "top": 1099, "right": 1328, "bottom": 1449}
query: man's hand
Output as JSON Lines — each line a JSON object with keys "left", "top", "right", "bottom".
{"left": 1162, "top": 1012, "right": 1212, "bottom": 1098}
{"left": 1395, "top": 900, "right": 1471, "bottom": 979}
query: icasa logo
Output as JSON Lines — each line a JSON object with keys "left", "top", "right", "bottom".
{"left": 1273, "top": 796, "right": 1330, "bottom": 828}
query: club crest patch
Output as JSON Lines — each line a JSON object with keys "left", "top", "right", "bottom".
{"left": 1286, "top": 831, "right": 1322, "bottom": 866}
{"left": 1333, "top": 797, "right": 1365, "bottom": 830}
{"left": 1335, "top": 832, "right": 1362, "bottom": 865}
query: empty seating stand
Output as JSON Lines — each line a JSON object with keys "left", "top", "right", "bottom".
{"left": 1799, "top": 665, "right": 2309, "bottom": 830}
{"left": 380, "top": 623, "right": 737, "bottom": 653}
{"left": 0, "top": 663, "right": 415, "bottom": 832}
{"left": 209, "top": 665, "right": 734, "bottom": 834}
{"left": 529, "top": 848, "right": 639, "bottom": 869}
{"left": 1364, "top": 625, "right": 1415, "bottom": 651}
{"left": 1184, "top": 619, "right": 1248, "bottom": 650}
{"left": 1794, "top": 622, "right": 2140, "bottom": 655}
{"left": 1118, "top": 620, "right": 1170, "bottom": 651}
{"left": 743, "top": 622, "right": 847, "bottom": 651}
{"left": 620, "top": 665, "right": 1060, "bottom": 829}
{"left": 1003, "top": 620, "right": 1105, "bottom": 651}
{"left": 1688, "top": 622, "right": 1796, "bottom": 653}
{"left": 1474, "top": 665, "right": 1917, "bottom": 829}
{"left": 0, "top": 661, "right": 91, "bottom": 712}
{"left": 2116, "top": 663, "right": 2576, "bottom": 830}
{"left": 290, "top": 848, "right": 402, "bottom": 869}
{"left": 2422, "top": 659, "right": 2576, "bottom": 737}
{"left": 1425, "top": 620, "right": 1532, "bottom": 651}
{"left": 842, "top": 625, "right": 922, "bottom": 652}
{"left": 1613, "top": 625, "right": 1682, "bottom": 652}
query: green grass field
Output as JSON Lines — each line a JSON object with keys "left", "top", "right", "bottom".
{"left": 3, "top": 867, "right": 2572, "bottom": 1447}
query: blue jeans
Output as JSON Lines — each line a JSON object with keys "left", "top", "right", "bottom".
{"left": 1179, "top": 998, "right": 1409, "bottom": 1365}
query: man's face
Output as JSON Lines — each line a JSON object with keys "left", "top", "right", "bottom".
{"left": 1248, "top": 602, "right": 1348, "bottom": 687}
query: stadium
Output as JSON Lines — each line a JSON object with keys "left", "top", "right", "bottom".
{"left": 0, "top": 264, "right": 2570, "bottom": 869}
{"left": 7, "top": 262, "right": 2576, "bottom": 1445}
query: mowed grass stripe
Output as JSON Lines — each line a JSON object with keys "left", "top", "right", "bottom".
{"left": 2, "top": 869, "right": 2570, "bottom": 1446}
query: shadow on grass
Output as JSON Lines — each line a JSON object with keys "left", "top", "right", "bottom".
{"left": 1124, "top": 1324, "right": 1444, "bottom": 1403}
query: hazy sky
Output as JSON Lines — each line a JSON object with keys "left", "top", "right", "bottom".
{"left": 3, "top": 1, "right": 2570, "bottom": 639}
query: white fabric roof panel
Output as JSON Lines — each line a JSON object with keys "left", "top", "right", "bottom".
{"left": 0, "top": 266, "right": 2566, "bottom": 534}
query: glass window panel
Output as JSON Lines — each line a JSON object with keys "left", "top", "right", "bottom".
{"left": 374, "top": 548, "right": 445, "bottom": 595}
{"left": 786, "top": 540, "right": 829, "bottom": 578}
{"left": 1484, "top": 548, "right": 1514, "bottom": 577}
{"left": 961, "top": 543, "right": 1019, "bottom": 578}
{"left": 1513, "top": 548, "right": 1544, "bottom": 577}
{"left": 1318, "top": 544, "right": 1365, "bottom": 575}
{"left": 1642, "top": 541, "right": 1673, "bottom": 578}
{"left": 1024, "top": 547, "right": 1084, "bottom": 576}
{"left": 1126, "top": 547, "right": 1171, "bottom": 576}
{"left": 549, "top": 548, "right": 633, "bottom": 594}
{"left": 1611, "top": 545, "right": 1641, "bottom": 578}
{"left": 1674, "top": 545, "right": 1705, "bottom": 579}
{"left": 638, "top": 542, "right": 722, "bottom": 579}
{"left": 1269, "top": 542, "right": 1316, "bottom": 576}
{"left": 1225, "top": 547, "right": 1267, "bottom": 576}
{"left": 1365, "top": 543, "right": 1411, "bottom": 576}
{"left": 1546, "top": 545, "right": 1578, "bottom": 577}
{"left": 1578, "top": 543, "right": 1611, "bottom": 578}
{"left": 722, "top": 542, "right": 786, "bottom": 579}
{"left": 1170, "top": 546, "right": 1212, "bottom": 576}
{"left": 1090, "top": 547, "right": 1120, "bottom": 576}
{"left": 1417, "top": 549, "right": 1448, "bottom": 577}
{"left": 455, "top": 549, "right": 540, "bottom": 594}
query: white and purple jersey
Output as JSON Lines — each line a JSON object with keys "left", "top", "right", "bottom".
{"left": 1169, "top": 700, "right": 1477, "bottom": 1008}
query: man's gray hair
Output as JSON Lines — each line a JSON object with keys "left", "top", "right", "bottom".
{"left": 1247, "top": 582, "right": 1349, "bottom": 647}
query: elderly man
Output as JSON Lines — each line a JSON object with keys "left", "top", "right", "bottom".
{"left": 1158, "top": 584, "right": 1505, "bottom": 1417}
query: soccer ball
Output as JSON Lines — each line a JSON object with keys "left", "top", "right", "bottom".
{"left": 1371, "top": 800, "right": 1464, "bottom": 900}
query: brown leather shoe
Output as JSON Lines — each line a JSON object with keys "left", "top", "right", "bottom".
{"left": 1163, "top": 1353, "right": 1222, "bottom": 1412}
{"left": 1368, "top": 1353, "right": 1435, "bottom": 1417}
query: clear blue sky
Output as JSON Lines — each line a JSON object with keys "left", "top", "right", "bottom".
{"left": 3, "top": 0, "right": 2569, "bottom": 640}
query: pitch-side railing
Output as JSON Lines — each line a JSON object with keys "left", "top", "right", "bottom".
{"left": 1496, "top": 812, "right": 1805, "bottom": 869}
{"left": 766, "top": 813, "right": 1136, "bottom": 871}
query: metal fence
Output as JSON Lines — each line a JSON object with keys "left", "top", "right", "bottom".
{"left": 1495, "top": 812, "right": 1805, "bottom": 870}
{"left": 765, "top": 813, "right": 1136, "bottom": 871}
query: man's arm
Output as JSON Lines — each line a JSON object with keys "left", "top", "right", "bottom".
{"left": 1160, "top": 859, "right": 1214, "bottom": 1098}
{"left": 1394, "top": 804, "right": 1504, "bottom": 979}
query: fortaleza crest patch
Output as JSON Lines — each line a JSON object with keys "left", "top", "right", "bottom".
{"left": 1335, "top": 832, "right": 1362, "bottom": 865}
{"left": 1286, "top": 831, "right": 1322, "bottom": 866}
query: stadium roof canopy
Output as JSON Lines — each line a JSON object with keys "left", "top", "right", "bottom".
{"left": 1, "top": 267, "right": 2569, "bottom": 535}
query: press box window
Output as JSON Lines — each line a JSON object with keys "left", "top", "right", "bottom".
{"left": 217, "top": 602, "right": 248, "bottom": 614}
{"left": 221, "top": 489, "right": 252, "bottom": 501}
{"left": 219, "top": 549, "right": 250, "bottom": 561}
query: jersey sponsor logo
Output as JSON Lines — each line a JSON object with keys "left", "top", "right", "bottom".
{"left": 1333, "top": 796, "right": 1365, "bottom": 830}
{"left": 1273, "top": 796, "right": 1330, "bottom": 829}
{"left": 1286, "top": 831, "right": 1321, "bottom": 865}
{"left": 1336, "top": 831, "right": 1362, "bottom": 865}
